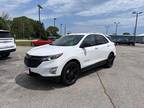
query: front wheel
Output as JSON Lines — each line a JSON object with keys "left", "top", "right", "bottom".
{"left": 0, "top": 52, "right": 10, "bottom": 58}
{"left": 61, "top": 62, "right": 80, "bottom": 86}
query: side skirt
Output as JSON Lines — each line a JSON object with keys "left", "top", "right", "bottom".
{"left": 81, "top": 60, "right": 107, "bottom": 72}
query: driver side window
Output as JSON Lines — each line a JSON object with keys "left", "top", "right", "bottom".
{"left": 81, "top": 35, "right": 96, "bottom": 47}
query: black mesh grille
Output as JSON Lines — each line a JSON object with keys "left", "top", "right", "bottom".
{"left": 24, "top": 54, "right": 43, "bottom": 68}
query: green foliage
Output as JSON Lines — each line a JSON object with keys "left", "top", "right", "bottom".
{"left": 46, "top": 26, "right": 61, "bottom": 39}
{"left": 123, "top": 32, "right": 131, "bottom": 36}
{"left": 46, "top": 26, "right": 59, "bottom": 36}
{"left": 16, "top": 40, "right": 32, "bottom": 46}
{"left": 1, "top": 15, "right": 61, "bottom": 40}
{"left": 11, "top": 16, "right": 46, "bottom": 39}
{"left": 32, "top": 21, "right": 46, "bottom": 39}
{"left": 0, "top": 17, "right": 9, "bottom": 30}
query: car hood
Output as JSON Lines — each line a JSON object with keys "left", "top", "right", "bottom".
{"left": 27, "top": 45, "right": 69, "bottom": 56}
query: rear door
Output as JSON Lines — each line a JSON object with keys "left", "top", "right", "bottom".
{"left": 94, "top": 35, "right": 110, "bottom": 62}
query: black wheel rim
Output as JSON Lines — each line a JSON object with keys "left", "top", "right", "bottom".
{"left": 65, "top": 65, "right": 79, "bottom": 84}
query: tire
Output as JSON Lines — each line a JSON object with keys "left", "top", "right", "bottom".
{"left": 0, "top": 52, "right": 10, "bottom": 58}
{"left": 105, "top": 53, "right": 115, "bottom": 68}
{"left": 61, "top": 62, "right": 80, "bottom": 86}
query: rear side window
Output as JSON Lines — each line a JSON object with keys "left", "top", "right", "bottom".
{"left": 0, "top": 32, "right": 12, "bottom": 38}
{"left": 95, "top": 35, "right": 109, "bottom": 45}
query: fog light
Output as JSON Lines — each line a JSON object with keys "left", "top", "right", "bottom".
{"left": 49, "top": 67, "right": 58, "bottom": 74}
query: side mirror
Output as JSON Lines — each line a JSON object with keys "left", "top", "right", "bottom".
{"left": 80, "top": 43, "right": 91, "bottom": 48}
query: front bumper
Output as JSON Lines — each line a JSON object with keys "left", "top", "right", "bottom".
{"left": 25, "top": 60, "right": 63, "bottom": 77}
{"left": 0, "top": 48, "right": 16, "bottom": 54}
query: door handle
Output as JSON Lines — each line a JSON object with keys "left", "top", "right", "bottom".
{"left": 95, "top": 47, "right": 98, "bottom": 50}
{"left": 107, "top": 45, "right": 110, "bottom": 47}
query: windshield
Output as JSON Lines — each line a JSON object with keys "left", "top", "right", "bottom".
{"left": 53, "top": 35, "right": 84, "bottom": 46}
{"left": 0, "top": 32, "right": 12, "bottom": 38}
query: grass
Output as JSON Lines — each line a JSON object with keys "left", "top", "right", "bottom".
{"left": 16, "top": 40, "right": 32, "bottom": 46}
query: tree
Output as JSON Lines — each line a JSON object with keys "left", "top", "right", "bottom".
{"left": 0, "top": 12, "right": 10, "bottom": 30}
{"left": 32, "top": 21, "right": 46, "bottom": 39}
{"left": 1, "top": 12, "right": 10, "bottom": 20}
{"left": 11, "top": 16, "right": 34, "bottom": 39}
{"left": 123, "top": 32, "right": 131, "bottom": 36}
{"left": 11, "top": 16, "right": 46, "bottom": 39}
{"left": 46, "top": 26, "right": 61, "bottom": 39}
{"left": 0, "top": 12, "right": 12, "bottom": 30}
{"left": 46, "top": 26, "right": 59, "bottom": 36}
{"left": 0, "top": 17, "right": 9, "bottom": 30}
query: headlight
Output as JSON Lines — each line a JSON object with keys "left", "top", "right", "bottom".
{"left": 42, "top": 53, "right": 63, "bottom": 61}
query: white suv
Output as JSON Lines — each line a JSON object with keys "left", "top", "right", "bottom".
{"left": 0, "top": 30, "right": 16, "bottom": 58}
{"left": 24, "top": 33, "right": 116, "bottom": 85}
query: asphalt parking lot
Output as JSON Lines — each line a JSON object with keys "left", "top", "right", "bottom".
{"left": 0, "top": 45, "right": 144, "bottom": 108}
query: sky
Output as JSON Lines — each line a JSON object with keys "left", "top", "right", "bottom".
{"left": 0, "top": 0, "right": 144, "bottom": 35}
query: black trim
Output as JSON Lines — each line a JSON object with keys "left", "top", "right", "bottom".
{"left": 24, "top": 55, "right": 43, "bottom": 68}
{"left": 81, "top": 60, "right": 107, "bottom": 72}
{"left": 0, "top": 49, "right": 16, "bottom": 54}
{"left": 29, "top": 70, "right": 60, "bottom": 79}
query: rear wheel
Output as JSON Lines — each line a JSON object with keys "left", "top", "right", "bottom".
{"left": 61, "top": 62, "right": 80, "bottom": 86}
{"left": 0, "top": 52, "right": 10, "bottom": 58}
{"left": 105, "top": 53, "right": 115, "bottom": 68}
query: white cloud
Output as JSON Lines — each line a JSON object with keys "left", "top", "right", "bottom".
{"left": 0, "top": 0, "right": 31, "bottom": 4}
{"left": 1, "top": 0, "right": 144, "bottom": 34}
{"left": 72, "top": 13, "right": 144, "bottom": 34}
{"left": 0, "top": 0, "right": 32, "bottom": 13}
{"left": 76, "top": 15, "right": 144, "bottom": 27}
{"left": 77, "top": 0, "right": 144, "bottom": 16}
{"left": 44, "top": 0, "right": 72, "bottom": 6}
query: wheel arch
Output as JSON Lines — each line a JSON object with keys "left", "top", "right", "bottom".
{"left": 109, "top": 52, "right": 115, "bottom": 56}
{"left": 63, "top": 59, "right": 81, "bottom": 69}
{"left": 107, "top": 51, "right": 115, "bottom": 59}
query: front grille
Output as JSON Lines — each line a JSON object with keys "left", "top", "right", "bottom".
{"left": 24, "top": 54, "right": 43, "bottom": 68}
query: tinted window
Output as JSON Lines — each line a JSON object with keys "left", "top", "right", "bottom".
{"left": 53, "top": 35, "right": 84, "bottom": 46}
{"left": 0, "top": 32, "right": 12, "bottom": 38}
{"left": 81, "top": 35, "right": 96, "bottom": 47}
{"left": 95, "top": 35, "right": 108, "bottom": 45}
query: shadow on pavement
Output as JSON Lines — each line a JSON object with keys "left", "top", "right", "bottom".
{"left": 15, "top": 73, "right": 64, "bottom": 91}
{"left": 0, "top": 57, "right": 11, "bottom": 60}
{"left": 15, "top": 66, "right": 105, "bottom": 91}
{"left": 80, "top": 66, "right": 103, "bottom": 78}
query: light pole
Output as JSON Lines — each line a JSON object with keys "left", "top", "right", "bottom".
{"left": 105, "top": 25, "right": 110, "bottom": 34}
{"left": 132, "top": 11, "right": 143, "bottom": 45}
{"left": 53, "top": 18, "right": 56, "bottom": 26}
{"left": 114, "top": 22, "right": 120, "bottom": 36}
{"left": 37, "top": 4, "right": 43, "bottom": 22}
{"left": 64, "top": 24, "right": 67, "bottom": 35}
{"left": 60, "top": 24, "right": 63, "bottom": 35}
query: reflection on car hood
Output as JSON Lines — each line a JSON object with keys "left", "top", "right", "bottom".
{"left": 27, "top": 44, "right": 69, "bottom": 56}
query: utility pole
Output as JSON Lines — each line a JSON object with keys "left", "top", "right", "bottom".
{"left": 22, "top": 23, "right": 25, "bottom": 39}
{"left": 60, "top": 24, "right": 63, "bottom": 35}
{"left": 114, "top": 22, "right": 120, "bottom": 36}
{"left": 53, "top": 18, "right": 56, "bottom": 26}
{"left": 64, "top": 24, "right": 67, "bottom": 35}
{"left": 132, "top": 11, "right": 143, "bottom": 45}
{"left": 105, "top": 25, "right": 110, "bottom": 34}
{"left": 37, "top": 4, "right": 43, "bottom": 22}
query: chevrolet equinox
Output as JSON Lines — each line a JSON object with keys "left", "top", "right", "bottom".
{"left": 24, "top": 33, "right": 116, "bottom": 85}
